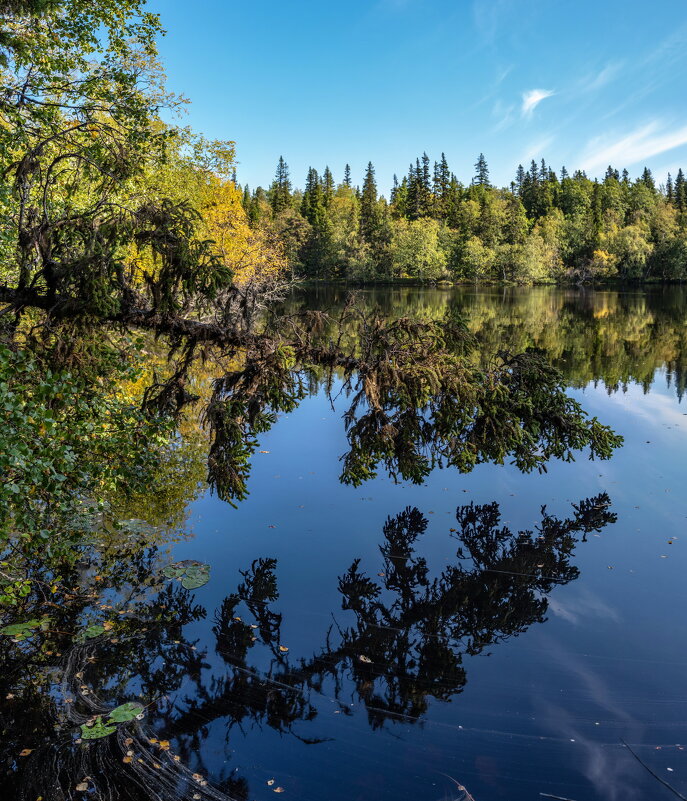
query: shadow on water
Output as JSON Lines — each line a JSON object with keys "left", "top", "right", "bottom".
{"left": 0, "top": 493, "right": 615, "bottom": 800}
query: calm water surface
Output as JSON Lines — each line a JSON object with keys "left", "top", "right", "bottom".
{"left": 11, "top": 286, "right": 687, "bottom": 801}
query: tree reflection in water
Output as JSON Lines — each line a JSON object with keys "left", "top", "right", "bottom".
{"left": 0, "top": 493, "right": 615, "bottom": 800}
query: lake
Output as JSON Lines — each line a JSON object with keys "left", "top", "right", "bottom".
{"left": 5, "top": 285, "right": 687, "bottom": 801}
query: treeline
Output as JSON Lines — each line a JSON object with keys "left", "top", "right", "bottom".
{"left": 239, "top": 154, "right": 687, "bottom": 283}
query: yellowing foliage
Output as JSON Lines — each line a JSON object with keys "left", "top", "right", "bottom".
{"left": 199, "top": 176, "right": 285, "bottom": 287}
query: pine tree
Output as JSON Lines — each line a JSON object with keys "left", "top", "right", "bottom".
{"left": 667, "top": 173, "right": 674, "bottom": 203}
{"left": 560, "top": 166, "right": 569, "bottom": 181}
{"left": 421, "top": 152, "right": 432, "bottom": 215}
{"left": 390, "top": 174, "right": 399, "bottom": 205}
{"left": 515, "top": 164, "right": 526, "bottom": 194}
{"left": 360, "top": 161, "right": 379, "bottom": 243}
{"left": 322, "top": 166, "right": 335, "bottom": 208}
{"left": 433, "top": 153, "right": 450, "bottom": 218}
{"left": 539, "top": 159, "right": 548, "bottom": 182}
{"left": 675, "top": 168, "right": 686, "bottom": 211}
{"left": 473, "top": 153, "right": 490, "bottom": 187}
{"left": 301, "top": 167, "right": 322, "bottom": 223}
{"left": 406, "top": 160, "right": 422, "bottom": 220}
{"left": 270, "top": 156, "right": 292, "bottom": 214}
{"left": 640, "top": 167, "right": 655, "bottom": 191}
{"left": 343, "top": 164, "right": 352, "bottom": 187}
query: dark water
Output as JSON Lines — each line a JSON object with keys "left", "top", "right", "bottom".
{"left": 7, "top": 286, "right": 687, "bottom": 801}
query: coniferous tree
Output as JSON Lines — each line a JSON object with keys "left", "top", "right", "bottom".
{"left": 322, "top": 166, "right": 335, "bottom": 208}
{"left": 270, "top": 156, "right": 292, "bottom": 214}
{"left": 667, "top": 173, "right": 674, "bottom": 203}
{"left": 641, "top": 167, "right": 655, "bottom": 191}
{"left": 433, "top": 153, "right": 451, "bottom": 217}
{"left": 406, "top": 160, "right": 422, "bottom": 220}
{"left": 242, "top": 184, "right": 251, "bottom": 214}
{"left": 301, "top": 167, "right": 321, "bottom": 223}
{"left": 473, "top": 153, "right": 490, "bottom": 187}
{"left": 360, "top": 162, "right": 379, "bottom": 243}
{"left": 343, "top": 163, "right": 352, "bottom": 187}
{"left": 675, "top": 169, "right": 686, "bottom": 211}
{"left": 515, "top": 164, "right": 526, "bottom": 194}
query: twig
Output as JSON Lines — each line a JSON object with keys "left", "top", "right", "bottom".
{"left": 621, "top": 738, "right": 687, "bottom": 800}
{"left": 539, "top": 794, "right": 579, "bottom": 801}
{"left": 437, "top": 772, "right": 476, "bottom": 800}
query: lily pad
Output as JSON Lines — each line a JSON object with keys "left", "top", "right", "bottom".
{"left": 0, "top": 617, "right": 50, "bottom": 640}
{"left": 80, "top": 716, "right": 117, "bottom": 740}
{"left": 163, "top": 560, "right": 210, "bottom": 590}
{"left": 80, "top": 623, "right": 106, "bottom": 640}
{"left": 108, "top": 702, "right": 143, "bottom": 723}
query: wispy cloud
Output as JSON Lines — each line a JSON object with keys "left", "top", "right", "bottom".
{"left": 491, "top": 98, "right": 516, "bottom": 132}
{"left": 521, "top": 88, "right": 554, "bottom": 116}
{"left": 582, "top": 62, "right": 623, "bottom": 93}
{"left": 521, "top": 135, "right": 554, "bottom": 163}
{"left": 580, "top": 121, "right": 687, "bottom": 173}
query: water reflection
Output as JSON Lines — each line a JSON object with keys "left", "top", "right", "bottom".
{"left": 1, "top": 493, "right": 615, "bottom": 800}
{"left": 288, "top": 285, "right": 687, "bottom": 397}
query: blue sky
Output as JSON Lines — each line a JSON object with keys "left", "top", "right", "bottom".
{"left": 149, "top": 0, "right": 687, "bottom": 194}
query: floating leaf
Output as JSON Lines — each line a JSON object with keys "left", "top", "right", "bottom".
{"left": 1, "top": 618, "right": 49, "bottom": 639}
{"left": 80, "top": 716, "right": 116, "bottom": 740}
{"left": 80, "top": 623, "right": 106, "bottom": 640}
{"left": 108, "top": 702, "right": 143, "bottom": 723}
{"left": 163, "top": 561, "right": 210, "bottom": 590}
{"left": 358, "top": 655, "right": 372, "bottom": 663}
{"left": 18, "top": 748, "right": 33, "bottom": 756}
{"left": 278, "top": 645, "right": 289, "bottom": 653}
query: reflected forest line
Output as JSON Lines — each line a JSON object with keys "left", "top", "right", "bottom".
{"left": 287, "top": 284, "right": 687, "bottom": 398}
{"left": 0, "top": 493, "right": 615, "bottom": 801}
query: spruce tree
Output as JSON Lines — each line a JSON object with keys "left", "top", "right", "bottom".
{"left": 270, "top": 156, "right": 292, "bottom": 214}
{"left": 473, "top": 153, "right": 490, "bottom": 187}
{"left": 433, "top": 153, "right": 450, "bottom": 218}
{"left": 343, "top": 163, "right": 352, "bottom": 187}
{"left": 675, "top": 168, "right": 686, "bottom": 210}
{"left": 515, "top": 164, "right": 526, "bottom": 194}
{"left": 360, "top": 161, "right": 379, "bottom": 243}
{"left": 322, "top": 166, "right": 335, "bottom": 208}
{"left": 640, "top": 167, "right": 655, "bottom": 191}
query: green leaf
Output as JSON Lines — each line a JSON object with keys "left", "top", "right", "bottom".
{"left": 80, "top": 623, "right": 106, "bottom": 640}
{"left": 0, "top": 617, "right": 50, "bottom": 638}
{"left": 163, "top": 561, "right": 210, "bottom": 590}
{"left": 107, "top": 701, "right": 143, "bottom": 723}
{"left": 80, "top": 716, "right": 117, "bottom": 740}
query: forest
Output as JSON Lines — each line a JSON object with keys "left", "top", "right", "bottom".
{"left": 2, "top": 1, "right": 681, "bottom": 800}
{"left": 240, "top": 153, "right": 687, "bottom": 283}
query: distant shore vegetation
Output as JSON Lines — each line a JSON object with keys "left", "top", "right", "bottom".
{"left": 239, "top": 154, "right": 687, "bottom": 284}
